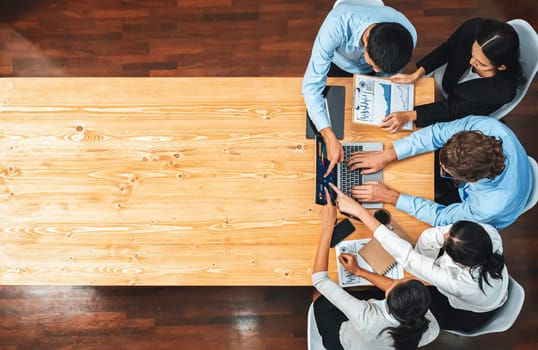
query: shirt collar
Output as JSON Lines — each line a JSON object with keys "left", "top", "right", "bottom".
{"left": 371, "top": 299, "right": 400, "bottom": 326}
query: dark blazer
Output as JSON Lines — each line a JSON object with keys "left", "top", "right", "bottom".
{"left": 414, "top": 18, "right": 517, "bottom": 127}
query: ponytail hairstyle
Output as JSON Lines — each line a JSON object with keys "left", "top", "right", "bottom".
{"left": 477, "top": 18, "right": 525, "bottom": 85}
{"left": 444, "top": 220, "right": 505, "bottom": 293}
{"left": 381, "top": 279, "right": 431, "bottom": 350}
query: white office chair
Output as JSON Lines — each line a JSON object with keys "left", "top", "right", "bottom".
{"left": 432, "top": 63, "right": 449, "bottom": 99}
{"left": 333, "top": 0, "right": 384, "bottom": 9}
{"left": 445, "top": 276, "right": 525, "bottom": 336}
{"left": 307, "top": 303, "right": 327, "bottom": 350}
{"left": 490, "top": 19, "right": 538, "bottom": 119}
{"left": 521, "top": 156, "right": 538, "bottom": 214}
{"left": 431, "top": 19, "right": 538, "bottom": 119}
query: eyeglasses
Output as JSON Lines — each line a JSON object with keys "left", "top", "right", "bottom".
{"left": 440, "top": 164, "right": 456, "bottom": 180}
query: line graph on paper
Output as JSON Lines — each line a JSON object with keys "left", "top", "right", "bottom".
{"left": 353, "top": 75, "right": 414, "bottom": 130}
{"left": 394, "top": 84, "right": 412, "bottom": 112}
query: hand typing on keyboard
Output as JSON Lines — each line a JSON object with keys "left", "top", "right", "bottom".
{"left": 351, "top": 181, "right": 400, "bottom": 206}
{"left": 347, "top": 148, "right": 397, "bottom": 173}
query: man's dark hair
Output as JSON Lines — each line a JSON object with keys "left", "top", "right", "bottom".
{"left": 439, "top": 130, "right": 506, "bottom": 182}
{"left": 367, "top": 22, "right": 413, "bottom": 74}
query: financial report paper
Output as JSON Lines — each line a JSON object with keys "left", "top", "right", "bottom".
{"left": 353, "top": 75, "right": 414, "bottom": 130}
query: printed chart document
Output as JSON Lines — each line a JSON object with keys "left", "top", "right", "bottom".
{"left": 353, "top": 75, "right": 414, "bottom": 130}
{"left": 335, "top": 239, "right": 404, "bottom": 287}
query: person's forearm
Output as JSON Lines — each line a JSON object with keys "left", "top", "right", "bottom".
{"left": 395, "top": 194, "right": 447, "bottom": 227}
{"left": 342, "top": 204, "right": 382, "bottom": 233}
{"left": 383, "top": 147, "right": 398, "bottom": 164}
{"left": 313, "top": 222, "right": 334, "bottom": 273}
{"left": 354, "top": 268, "right": 394, "bottom": 292}
{"left": 385, "top": 190, "right": 400, "bottom": 206}
{"left": 302, "top": 37, "right": 332, "bottom": 132}
{"left": 320, "top": 126, "right": 335, "bottom": 140}
{"left": 413, "top": 66, "right": 426, "bottom": 81}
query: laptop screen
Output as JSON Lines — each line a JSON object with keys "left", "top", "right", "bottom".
{"left": 315, "top": 136, "right": 337, "bottom": 205}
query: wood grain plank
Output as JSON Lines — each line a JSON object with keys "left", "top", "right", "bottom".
{"left": 0, "top": 77, "right": 433, "bottom": 285}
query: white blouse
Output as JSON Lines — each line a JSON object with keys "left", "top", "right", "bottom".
{"left": 458, "top": 66, "right": 483, "bottom": 84}
{"left": 374, "top": 223, "right": 508, "bottom": 312}
{"left": 312, "top": 272, "right": 439, "bottom": 349}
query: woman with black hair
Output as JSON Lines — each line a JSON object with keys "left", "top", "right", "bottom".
{"left": 328, "top": 183, "right": 508, "bottom": 332}
{"left": 312, "top": 188, "right": 439, "bottom": 349}
{"left": 417, "top": 220, "right": 508, "bottom": 331}
{"left": 382, "top": 17, "right": 524, "bottom": 132}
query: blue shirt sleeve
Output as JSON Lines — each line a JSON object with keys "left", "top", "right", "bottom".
{"left": 393, "top": 116, "right": 532, "bottom": 228}
{"left": 302, "top": 15, "right": 344, "bottom": 131}
{"left": 396, "top": 193, "right": 497, "bottom": 227}
{"left": 392, "top": 118, "right": 473, "bottom": 160}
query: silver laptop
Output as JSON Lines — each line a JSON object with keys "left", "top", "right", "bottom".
{"left": 337, "top": 142, "right": 383, "bottom": 209}
{"left": 315, "top": 137, "right": 383, "bottom": 208}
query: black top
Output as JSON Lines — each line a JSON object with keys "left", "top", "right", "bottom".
{"left": 414, "top": 18, "right": 517, "bottom": 127}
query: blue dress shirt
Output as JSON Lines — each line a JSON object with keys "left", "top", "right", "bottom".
{"left": 393, "top": 116, "right": 532, "bottom": 229}
{"left": 302, "top": 4, "right": 417, "bottom": 132}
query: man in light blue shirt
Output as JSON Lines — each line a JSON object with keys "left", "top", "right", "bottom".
{"left": 303, "top": 2, "right": 417, "bottom": 176}
{"left": 345, "top": 116, "right": 532, "bottom": 229}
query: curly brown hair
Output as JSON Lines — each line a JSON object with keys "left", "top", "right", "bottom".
{"left": 439, "top": 130, "right": 506, "bottom": 182}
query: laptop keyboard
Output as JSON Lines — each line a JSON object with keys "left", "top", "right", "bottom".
{"left": 339, "top": 144, "right": 363, "bottom": 197}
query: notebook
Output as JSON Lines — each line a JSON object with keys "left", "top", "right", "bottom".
{"left": 335, "top": 239, "right": 404, "bottom": 287}
{"left": 315, "top": 136, "right": 383, "bottom": 208}
{"left": 357, "top": 215, "right": 414, "bottom": 275}
{"left": 306, "top": 85, "right": 345, "bottom": 140}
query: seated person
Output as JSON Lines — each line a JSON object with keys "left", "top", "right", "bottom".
{"left": 346, "top": 116, "right": 532, "bottom": 229}
{"left": 330, "top": 182, "right": 507, "bottom": 331}
{"left": 383, "top": 18, "right": 524, "bottom": 133}
{"left": 303, "top": 2, "right": 417, "bottom": 175}
{"left": 312, "top": 188, "right": 439, "bottom": 350}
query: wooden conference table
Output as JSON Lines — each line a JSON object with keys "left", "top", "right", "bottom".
{"left": 0, "top": 77, "right": 434, "bottom": 286}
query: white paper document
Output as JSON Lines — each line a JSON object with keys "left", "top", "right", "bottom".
{"left": 335, "top": 239, "right": 404, "bottom": 288}
{"left": 353, "top": 75, "right": 414, "bottom": 131}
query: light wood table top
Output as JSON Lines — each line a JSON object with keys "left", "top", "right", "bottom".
{"left": 0, "top": 77, "right": 434, "bottom": 285}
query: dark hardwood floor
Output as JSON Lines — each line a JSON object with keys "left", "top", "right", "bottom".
{"left": 0, "top": 1, "right": 537, "bottom": 349}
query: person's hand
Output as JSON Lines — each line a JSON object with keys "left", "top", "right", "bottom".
{"left": 390, "top": 67, "right": 425, "bottom": 84}
{"left": 389, "top": 73, "right": 417, "bottom": 84}
{"left": 320, "top": 128, "right": 344, "bottom": 177}
{"left": 319, "top": 187, "right": 337, "bottom": 234}
{"left": 328, "top": 183, "right": 362, "bottom": 217}
{"left": 338, "top": 253, "right": 361, "bottom": 275}
{"left": 347, "top": 148, "right": 396, "bottom": 174}
{"left": 350, "top": 181, "right": 400, "bottom": 205}
{"left": 330, "top": 183, "right": 382, "bottom": 231}
{"left": 380, "top": 111, "right": 416, "bottom": 133}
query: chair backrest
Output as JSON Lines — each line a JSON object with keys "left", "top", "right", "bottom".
{"left": 522, "top": 156, "right": 538, "bottom": 214}
{"left": 432, "top": 63, "right": 449, "bottom": 98}
{"left": 307, "top": 303, "right": 327, "bottom": 350}
{"left": 446, "top": 276, "right": 525, "bottom": 336}
{"left": 333, "top": 0, "right": 384, "bottom": 9}
{"left": 489, "top": 19, "right": 538, "bottom": 119}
